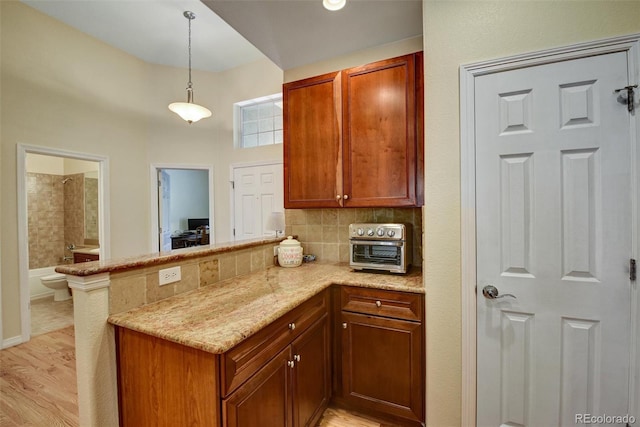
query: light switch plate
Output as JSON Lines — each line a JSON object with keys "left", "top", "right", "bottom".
{"left": 159, "top": 266, "right": 181, "bottom": 286}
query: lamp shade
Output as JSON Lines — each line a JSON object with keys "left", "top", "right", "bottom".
{"left": 266, "top": 212, "right": 285, "bottom": 234}
{"left": 168, "top": 101, "right": 212, "bottom": 124}
{"left": 323, "top": 0, "right": 346, "bottom": 11}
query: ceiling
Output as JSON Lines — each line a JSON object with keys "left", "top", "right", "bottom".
{"left": 21, "top": 0, "right": 423, "bottom": 72}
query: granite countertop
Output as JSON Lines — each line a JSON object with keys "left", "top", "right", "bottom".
{"left": 56, "top": 236, "right": 284, "bottom": 276}
{"left": 108, "top": 262, "right": 423, "bottom": 354}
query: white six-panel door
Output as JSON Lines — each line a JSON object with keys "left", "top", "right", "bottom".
{"left": 232, "top": 163, "right": 283, "bottom": 240}
{"left": 476, "top": 52, "right": 633, "bottom": 426}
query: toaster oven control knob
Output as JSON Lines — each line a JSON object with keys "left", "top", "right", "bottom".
{"left": 377, "top": 228, "right": 385, "bottom": 237}
{"left": 356, "top": 228, "right": 364, "bottom": 236}
{"left": 387, "top": 230, "right": 396, "bottom": 238}
{"left": 367, "top": 229, "right": 375, "bottom": 236}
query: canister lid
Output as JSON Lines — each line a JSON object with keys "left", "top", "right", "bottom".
{"left": 279, "top": 236, "right": 301, "bottom": 247}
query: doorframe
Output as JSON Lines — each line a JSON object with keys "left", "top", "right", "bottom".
{"left": 460, "top": 33, "right": 640, "bottom": 426}
{"left": 16, "top": 143, "right": 111, "bottom": 344}
{"left": 229, "top": 160, "right": 283, "bottom": 241}
{"left": 149, "top": 163, "right": 215, "bottom": 252}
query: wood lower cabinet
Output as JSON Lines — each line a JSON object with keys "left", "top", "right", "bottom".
{"left": 284, "top": 52, "right": 424, "bottom": 209}
{"left": 335, "top": 286, "right": 425, "bottom": 425}
{"left": 116, "top": 290, "right": 330, "bottom": 427}
{"left": 223, "top": 314, "right": 330, "bottom": 427}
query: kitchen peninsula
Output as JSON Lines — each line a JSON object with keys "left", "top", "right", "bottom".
{"left": 57, "top": 237, "right": 424, "bottom": 426}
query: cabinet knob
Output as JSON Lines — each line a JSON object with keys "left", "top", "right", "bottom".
{"left": 375, "top": 300, "right": 382, "bottom": 308}
{"left": 288, "top": 322, "right": 296, "bottom": 331}
{"left": 342, "top": 322, "right": 347, "bottom": 329}
{"left": 343, "top": 194, "right": 349, "bottom": 200}
{"left": 336, "top": 195, "right": 342, "bottom": 200}
{"left": 287, "top": 360, "right": 295, "bottom": 368}
{"left": 294, "top": 354, "right": 301, "bottom": 362}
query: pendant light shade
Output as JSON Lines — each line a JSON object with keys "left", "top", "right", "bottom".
{"left": 169, "top": 11, "right": 212, "bottom": 124}
{"left": 323, "top": 0, "right": 346, "bottom": 11}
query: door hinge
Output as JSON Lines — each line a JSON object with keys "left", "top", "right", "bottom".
{"left": 230, "top": 181, "right": 235, "bottom": 189}
{"left": 233, "top": 228, "right": 236, "bottom": 236}
{"left": 631, "top": 258, "right": 636, "bottom": 281}
{"left": 158, "top": 179, "right": 162, "bottom": 188}
{"left": 614, "top": 84, "right": 637, "bottom": 113}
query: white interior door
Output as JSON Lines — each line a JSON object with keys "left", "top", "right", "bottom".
{"left": 232, "top": 163, "right": 283, "bottom": 240}
{"left": 158, "top": 169, "right": 172, "bottom": 251}
{"left": 476, "top": 52, "right": 633, "bottom": 426}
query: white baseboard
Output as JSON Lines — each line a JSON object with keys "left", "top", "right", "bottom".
{"left": 2, "top": 335, "right": 24, "bottom": 349}
{"left": 30, "top": 290, "right": 55, "bottom": 301}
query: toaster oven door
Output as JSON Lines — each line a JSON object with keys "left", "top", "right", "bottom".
{"left": 350, "top": 240, "right": 404, "bottom": 269}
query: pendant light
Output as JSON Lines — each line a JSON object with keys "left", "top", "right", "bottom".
{"left": 323, "top": 0, "right": 346, "bottom": 11}
{"left": 168, "top": 11, "right": 212, "bottom": 124}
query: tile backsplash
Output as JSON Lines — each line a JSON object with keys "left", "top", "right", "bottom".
{"left": 284, "top": 208, "right": 422, "bottom": 266}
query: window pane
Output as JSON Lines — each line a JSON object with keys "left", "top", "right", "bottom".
{"left": 236, "top": 94, "right": 283, "bottom": 149}
{"left": 243, "top": 134, "right": 258, "bottom": 148}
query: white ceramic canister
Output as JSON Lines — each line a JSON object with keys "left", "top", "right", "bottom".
{"left": 277, "top": 236, "right": 303, "bottom": 267}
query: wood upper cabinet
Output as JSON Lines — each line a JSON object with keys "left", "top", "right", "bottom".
{"left": 283, "top": 71, "right": 343, "bottom": 208}
{"left": 284, "top": 52, "right": 424, "bottom": 208}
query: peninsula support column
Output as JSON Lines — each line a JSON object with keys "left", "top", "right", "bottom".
{"left": 66, "top": 273, "right": 118, "bottom": 426}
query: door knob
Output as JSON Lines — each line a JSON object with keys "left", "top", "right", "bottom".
{"left": 482, "top": 285, "right": 516, "bottom": 300}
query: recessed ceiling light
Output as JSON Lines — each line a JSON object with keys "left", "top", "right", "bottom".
{"left": 323, "top": 0, "right": 346, "bottom": 11}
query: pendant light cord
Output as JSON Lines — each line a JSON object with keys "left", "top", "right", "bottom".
{"left": 187, "top": 13, "right": 192, "bottom": 87}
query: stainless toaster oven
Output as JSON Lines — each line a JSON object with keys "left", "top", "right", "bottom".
{"left": 349, "top": 223, "right": 412, "bottom": 274}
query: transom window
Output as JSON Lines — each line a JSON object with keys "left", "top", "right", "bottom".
{"left": 234, "top": 94, "right": 283, "bottom": 148}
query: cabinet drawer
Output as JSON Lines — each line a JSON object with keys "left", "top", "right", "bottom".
{"left": 221, "top": 290, "right": 328, "bottom": 397}
{"left": 340, "top": 286, "right": 422, "bottom": 322}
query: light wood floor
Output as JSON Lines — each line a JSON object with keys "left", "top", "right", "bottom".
{"left": 0, "top": 326, "right": 399, "bottom": 427}
{"left": 0, "top": 326, "right": 78, "bottom": 427}
{"left": 30, "top": 296, "right": 74, "bottom": 336}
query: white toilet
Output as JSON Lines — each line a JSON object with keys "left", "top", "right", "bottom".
{"left": 40, "top": 273, "right": 71, "bottom": 301}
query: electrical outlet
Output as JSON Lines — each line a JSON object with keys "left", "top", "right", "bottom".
{"left": 159, "top": 266, "right": 181, "bottom": 286}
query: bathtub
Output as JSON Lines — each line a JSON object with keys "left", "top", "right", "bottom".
{"left": 29, "top": 266, "right": 57, "bottom": 300}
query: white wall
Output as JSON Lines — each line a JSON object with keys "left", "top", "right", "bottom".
{"left": 422, "top": 2, "right": 640, "bottom": 426}
{"left": 165, "top": 169, "right": 209, "bottom": 232}
{"left": 1, "top": 2, "right": 283, "bottom": 343}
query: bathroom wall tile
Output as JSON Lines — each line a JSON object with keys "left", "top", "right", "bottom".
{"left": 291, "top": 225, "right": 307, "bottom": 240}
{"left": 110, "top": 275, "right": 147, "bottom": 315}
{"left": 304, "top": 243, "right": 323, "bottom": 259}
{"left": 199, "top": 258, "right": 220, "bottom": 287}
{"left": 373, "top": 208, "right": 394, "bottom": 223}
{"left": 354, "top": 208, "right": 375, "bottom": 222}
{"left": 265, "top": 246, "right": 277, "bottom": 267}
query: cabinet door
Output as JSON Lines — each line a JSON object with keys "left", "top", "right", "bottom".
{"left": 223, "top": 347, "right": 293, "bottom": 427}
{"left": 342, "top": 53, "right": 421, "bottom": 207}
{"left": 284, "top": 71, "right": 343, "bottom": 208}
{"left": 291, "top": 314, "right": 331, "bottom": 427}
{"left": 341, "top": 311, "right": 424, "bottom": 423}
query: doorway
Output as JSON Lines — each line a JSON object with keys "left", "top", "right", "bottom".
{"left": 150, "top": 164, "right": 214, "bottom": 252}
{"left": 17, "top": 144, "right": 109, "bottom": 343}
{"left": 230, "top": 161, "right": 283, "bottom": 241}
{"left": 460, "top": 35, "right": 640, "bottom": 425}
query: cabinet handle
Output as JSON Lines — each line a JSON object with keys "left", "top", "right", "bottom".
{"left": 343, "top": 194, "right": 349, "bottom": 200}
{"left": 375, "top": 300, "right": 382, "bottom": 308}
{"left": 294, "top": 354, "right": 301, "bottom": 362}
{"left": 288, "top": 322, "right": 296, "bottom": 331}
{"left": 336, "top": 195, "right": 342, "bottom": 200}
{"left": 287, "top": 360, "right": 295, "bottom": 368}
{"left": 342, "top": 322, "right": 347, "bottom": 329}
